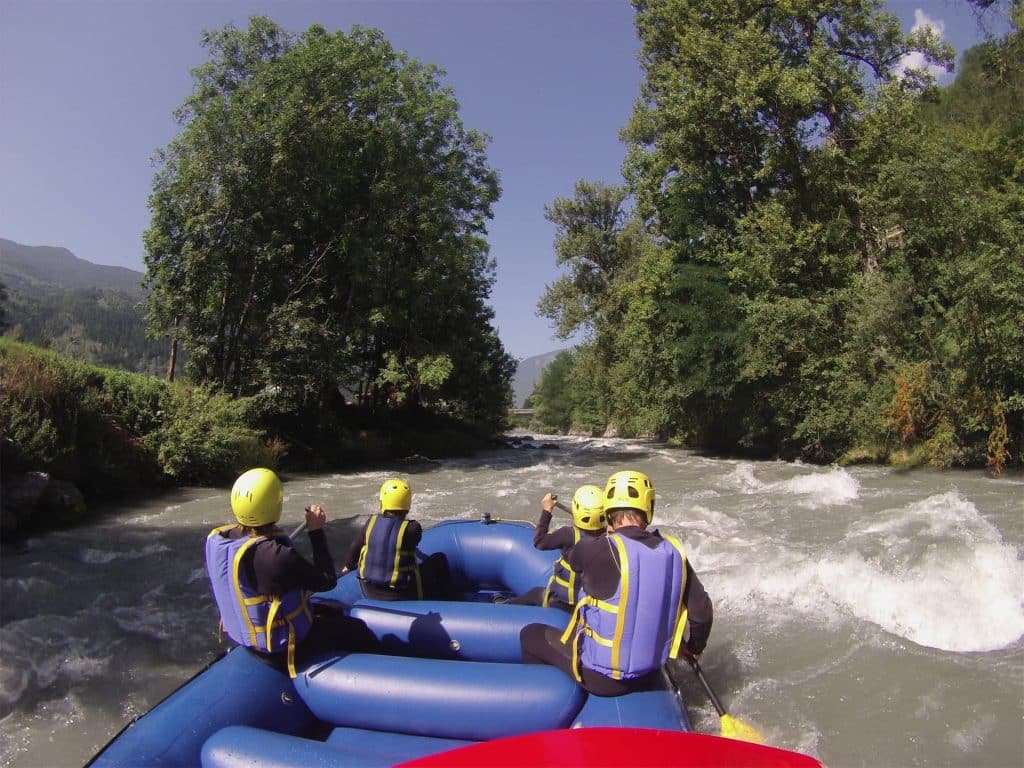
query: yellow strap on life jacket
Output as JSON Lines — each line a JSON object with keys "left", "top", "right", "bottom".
{"left": 663, "top": 535, "right": 690, "bottom": 659}
{"left": 543, "top": 528, "right": 580, "bottom": 607}
{"left": 266, "top": 597, "right": 281, "bottom": 651}
{"left": 231, "top": 536, "right": 266, "bottom": 647}
{"left": 286, "top": 620, "right": 297, "bottom": 679}
{"left": 561, "top": 598, "right": 586, "bottom": 683}
{"left": 357, "top": 516, "right": 377, "bottom": 579}
{"left": 391, "top": 520, "right": 410, "bottom": 586}
{"left": 607, "top": 534, "right": 631, "bottom": 680}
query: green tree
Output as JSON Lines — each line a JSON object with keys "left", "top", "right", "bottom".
{"left": 536, "top": 180, "right": 652, "bottom": 432}
{"left": 144, "top": 17, "right": 510, "bottom": 430}
{"left": 529, "top": 351, "right": 577, "bottom": 433}
{"left": 618, "top": 0, "right": 954, "bottom": 457}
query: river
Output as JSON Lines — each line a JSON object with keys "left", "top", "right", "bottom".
{"left": 1, "top": 433, "right": 1022, "bottom": 768}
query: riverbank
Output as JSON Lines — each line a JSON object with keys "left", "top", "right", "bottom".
{"left": 0, "top": 339, "right": 504, "bottom": 539}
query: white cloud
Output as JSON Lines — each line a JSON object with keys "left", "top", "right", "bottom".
{"left": 895, "top": 8, "right": 950, "bottom": 81}
{"left": 911, "top": 8, "right": 946, "bottom": 37}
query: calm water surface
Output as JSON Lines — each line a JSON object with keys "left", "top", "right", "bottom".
{"left": 2, "top": 433, "right": 1022, "bottom": 767}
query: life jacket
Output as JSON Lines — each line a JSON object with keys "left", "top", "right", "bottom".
{"left": 357, "top": 514, "right": 422, "bottom": 597}
{"left": 560, "top": 532, "right": 689, "bottom": 681}
{"left": 205, "top": 524, "right": 313, "bottom": 677}
{"left": 543, "top": 527, "right": 581, "bottom": 607}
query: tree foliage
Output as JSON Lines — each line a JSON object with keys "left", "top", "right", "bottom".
{"left": 531, "top": 0, "right": 1022, "bottom": 470}
{"left": 145, "top": 17, "right": 513, "bottom": 434}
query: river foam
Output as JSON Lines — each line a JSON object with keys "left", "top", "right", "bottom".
{"left": 818, "top": 491, "right": 1024, "bottom": 652}
{"left": 725, "top": 463, "right": 860, "bottom": 506}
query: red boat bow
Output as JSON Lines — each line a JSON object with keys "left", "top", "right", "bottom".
{"left": 399, "top": 726, "right": 822, "bottom": 767}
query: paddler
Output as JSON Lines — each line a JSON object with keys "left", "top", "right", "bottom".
{"left": 519, "top": 469, "right": 713, "bottom": 695}
{"left": 205, "top": 468, "right": 378, "bottom": 677}
{"left": 506, "top": 485, "right": 607, "bottom": 611}
{"left": 341, "top": 477, "right": 451, "bottom": 600}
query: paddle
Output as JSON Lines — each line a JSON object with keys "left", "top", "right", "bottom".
{"left": 685, "top": 657, "right": 765, "bottom": 743}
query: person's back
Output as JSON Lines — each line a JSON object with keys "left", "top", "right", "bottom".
{"left": 206, "top": 468, "right": 377, "bottom": 677}
{"left": 572, "top": 524, "right": 686, "bottom": 679}
{"left": 343, "top": 478, "right": 450, "bottom": 600}
{"left": 508, "top": 486, "right": 606, "bottom": 611}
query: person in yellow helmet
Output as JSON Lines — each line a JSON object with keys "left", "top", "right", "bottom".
{"left": 519, "top": 469, "right": 713, "bottom": 696}
{"left": 342, "top": 478, "right": 450, "bottom": 600}
{"left": 205, "top": 468, "right": 378, "bottom": 677}
{"left": 507, "top": 486, "right": 607, "bottom": 611}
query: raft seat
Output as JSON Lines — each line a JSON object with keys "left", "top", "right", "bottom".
{"left": 294, "top": 652, "right": 587, "bottom": 741}
{"left": 350, "top": 599, "right": 569, "bottom": 663}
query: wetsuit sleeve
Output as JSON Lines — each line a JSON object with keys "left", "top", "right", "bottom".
{"left": 683, "top": 561, "right": 713, "bottom": 655}
{"left": 407, "top": 519, "right": 423, "bottom": 549}
{"left": 532, "top": 509, "right": 554, "bottom": 548}
{"left": 533, "top": 511, "right": 574, "bottom": 550}
{"left": 253, "top": 530, "right": 338, "bottom": 595}
{"left": 343, "top": 519, "right": 370, "bottom": 572}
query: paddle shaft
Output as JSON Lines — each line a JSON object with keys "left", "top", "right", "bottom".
{"left": 689, "top": 659, "right": 728, "bottom": 717}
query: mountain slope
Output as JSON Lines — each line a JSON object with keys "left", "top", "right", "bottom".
{"left": 511, "top": 349, "right": 566, "bottom": 407}
{"left": 0, "top": 238, "right": 166, "bottom": 374}
{"left": 0, "top": 238, "right": 144, "bottom": 296}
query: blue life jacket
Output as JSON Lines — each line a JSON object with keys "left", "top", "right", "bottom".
{"left": 544, "top": 527, "right": 581, "bottom": 607}
{"left": 561, "top": 532, "right": 689, "bottom": 681}
{"left": 358, "top": 514, "right": 422, "bottom": 596}
{"left": 205, "top": 524, "right": 313, "bottom": 676}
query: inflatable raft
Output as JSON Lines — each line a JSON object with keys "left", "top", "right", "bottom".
{"left": 89, "top": 519, "right": 819, "bottom": 767}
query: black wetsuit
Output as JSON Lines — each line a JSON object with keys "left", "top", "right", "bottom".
{"left": 520, "top": 525, "right": 713, "bottom": 696}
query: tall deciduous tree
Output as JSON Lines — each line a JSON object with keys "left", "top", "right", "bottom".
{"left": 537, "top": 1, "right": 1021, "bottom": 468}
{"left": 144, "top": 18, "right": 511, "bottom": 429}
{"left": 617, "top": 0, "right": 952, "bottom": 455}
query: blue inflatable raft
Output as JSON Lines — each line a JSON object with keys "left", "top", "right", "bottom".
{"left": 88, "top": 519, "right": 691, "bottom": 768}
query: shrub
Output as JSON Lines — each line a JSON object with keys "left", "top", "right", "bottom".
{"left": 147, "top": 384, "right": 283, "bottom": 484}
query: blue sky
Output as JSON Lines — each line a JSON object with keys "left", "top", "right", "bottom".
{"left": 0, "top": 1, "right": 1012, "bottom": 360}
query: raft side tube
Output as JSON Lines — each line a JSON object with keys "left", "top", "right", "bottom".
{"left": 91, "top": 648, "right": 315, "bottom": 768}
{"left": 201, "top": 726, "right": 475, "bottom": 768}
{"left": 294, "top": 652, "right": 586, "bottom": 741}
{"left": 349, "top": 599, "right": 570, "bottom": 662}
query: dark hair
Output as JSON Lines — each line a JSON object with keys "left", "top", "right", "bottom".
{"left": 607, "top": 508, "right": 645, "bottom": 528}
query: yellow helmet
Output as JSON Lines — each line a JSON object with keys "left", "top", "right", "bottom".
{"left": 603, "top": 470, "right": 655, "bottom": 524}
{"left": 379, "top": 478, "right": 412, "bottom": 512}
{"left": 571, "top": 485, "right": 606, "bottom": 531}
{"left": 230, "top": 468, "right": 283, "bottom": 527}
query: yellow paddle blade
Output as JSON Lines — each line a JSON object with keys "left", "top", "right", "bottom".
{"left": 720, "top": 713, "right": 765, "bottom": 744}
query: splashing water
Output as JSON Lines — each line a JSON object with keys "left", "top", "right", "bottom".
{"left": 818, "top": 492, "right": 1024, "bottom": 652}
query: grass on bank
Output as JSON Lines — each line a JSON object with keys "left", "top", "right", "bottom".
{"left": 0, "top": 338, "right": 494, "bottom": 534}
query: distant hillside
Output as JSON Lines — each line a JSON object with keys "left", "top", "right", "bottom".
{"left": 511, "top": 349, "right": 567, "bottom": 407}
{"left": 0, "top": 238, "right": 145, "bottom": 297}
{"left": 0, "top": 238, "right": 167, "bottom": 375}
